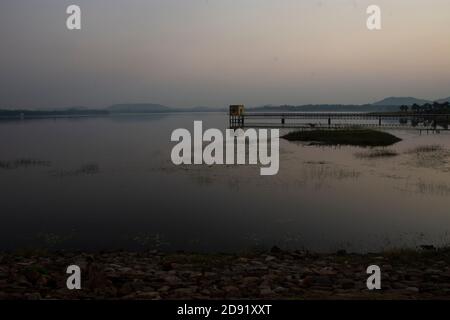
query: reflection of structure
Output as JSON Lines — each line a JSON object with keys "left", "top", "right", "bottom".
{"left": 229, "top": 105, "right": 245, "bottom": 127}
{"left": 229, "top": 111, "right": 450, "bottom": 132}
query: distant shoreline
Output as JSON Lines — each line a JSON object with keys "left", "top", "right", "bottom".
{"left": 2, "top": 100, "right": 449, "bottom": 121}
{"left": 2, "top": 96, "right": 449, "bottom": 119}
{"left": 0, "top": 110, "right": 226, "bottom": 121}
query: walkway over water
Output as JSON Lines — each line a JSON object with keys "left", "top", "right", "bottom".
{"left": 229, "top": 110, "right": 450, "bottom": 131}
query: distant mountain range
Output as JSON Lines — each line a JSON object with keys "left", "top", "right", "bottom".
{"left": 250, "top": 96, "right": 449, "bottom": 112}
{"left": 436, "top": 97, "right": 450, "bottom": 103}
{"left": 1, "top": 96, "right": 449, "bottom": 118}
{"left": 371, "top": 97, "right": 432, "bottom": 106}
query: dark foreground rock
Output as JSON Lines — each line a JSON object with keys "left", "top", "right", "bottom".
{"left": 1, "top": 248, "right": 450, "bottom": 300}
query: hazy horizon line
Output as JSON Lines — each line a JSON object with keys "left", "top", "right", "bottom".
{"left": 2, "top": 94, "right": 449, "bottom": 111}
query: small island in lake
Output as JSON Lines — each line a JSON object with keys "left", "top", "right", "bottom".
{"left": 282, "top": 129, "right": 402, "bottom": 147}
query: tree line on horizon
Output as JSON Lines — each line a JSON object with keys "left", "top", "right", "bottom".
{"left": 399, "top": 101, "right": 450, "bottom": 114}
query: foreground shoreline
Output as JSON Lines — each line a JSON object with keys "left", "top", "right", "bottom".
{"left": 1, "top": 248, "right": 450, "bottom": 300}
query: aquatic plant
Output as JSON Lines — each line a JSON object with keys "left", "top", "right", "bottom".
{"left": 50, "top": 163, "right": 100, "bottom": 177}
{"left": 0, "top": 158, "right": 51, "bottom": 170}
{"left": 406, "top": 145, "right": 443, "bottom": 154}
{"left": 355, "top": 149, "right": 399, "bottom": 159}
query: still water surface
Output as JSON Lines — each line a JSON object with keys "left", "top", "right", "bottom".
{"left": 0, "top": 113, "right": 449, "bottom": 252}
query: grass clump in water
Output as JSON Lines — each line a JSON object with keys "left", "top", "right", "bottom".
{"left": 355, "top": 149, "right": 399, "bottom": 159}
{"left": 0, "top": 158, "right": 51, "bottom": 170}
{"left": 282, "top": 129, "right": 401, "bottom": 147}
{"left": 406, "top": 145, "right": 443, "bottom": 154}
{"left": 50, "top": 163, "right": 100, "bottom": 177}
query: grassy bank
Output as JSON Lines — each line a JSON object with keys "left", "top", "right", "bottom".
{"left": 282, "top": 129, "right": 402, "bottom": 147}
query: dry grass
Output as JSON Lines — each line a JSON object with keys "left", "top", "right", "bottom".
{"left": 355, "top": 149, "right": 399, "bottom": 159}
{"left": 406, "top": 145, "right": 443, "bottom": 154}
{"left": 0, "top": 158, "right": 51, "bottom": 169}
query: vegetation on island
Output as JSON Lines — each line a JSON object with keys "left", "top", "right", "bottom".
{"left": 282, "top": 129, "right": 402, "bottom": 147}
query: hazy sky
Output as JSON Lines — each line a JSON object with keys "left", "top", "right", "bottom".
{"left": 1, "top": 0, "right": 449, "bottom": 109}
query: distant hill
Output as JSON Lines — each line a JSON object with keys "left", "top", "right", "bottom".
{"left": 251, "top": 104, "right": 370, "bottom": 112}
{"left": 436, "top": 97, "right": 450, "bottom": 103}
{"left": 371, "top": 97, "right": 431, "bottom": 106}
{"left": 108, "top": 104, "right": 171, "bottom": 113}
{"left": 2, "top": 95, "right": 448, "bottom": 119}
{"left": 249, "top": 95, "right": 450, "bottom": 113}
{"left": 250, "top": 104, "right": 407, "bottom": 113}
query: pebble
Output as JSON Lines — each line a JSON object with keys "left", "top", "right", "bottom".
{"left": 1, "top": 250, "right": 450, "bottom": 299}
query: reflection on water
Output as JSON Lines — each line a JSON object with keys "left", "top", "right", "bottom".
{"left": 0, "top": 113, "right": 450, "bottom": 253}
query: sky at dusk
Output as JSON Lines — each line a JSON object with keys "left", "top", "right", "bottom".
{"left": 1, "top": 0, "right": 449, "bottom": 109}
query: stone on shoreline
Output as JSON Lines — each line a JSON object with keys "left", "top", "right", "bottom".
{"left": 1, "top": 248, "right": 450, "bottom": 299}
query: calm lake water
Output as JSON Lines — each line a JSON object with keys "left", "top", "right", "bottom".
{"left": 1, "top": 113, "right": 450, "bottom": 252}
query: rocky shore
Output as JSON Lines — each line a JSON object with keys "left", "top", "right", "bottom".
{"left": 1, "top": 247, "right": 450, "bottom": 300}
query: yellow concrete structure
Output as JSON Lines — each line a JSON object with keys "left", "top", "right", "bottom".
{"left": 229, "top": 105, "right": 245, "bottom": 116}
